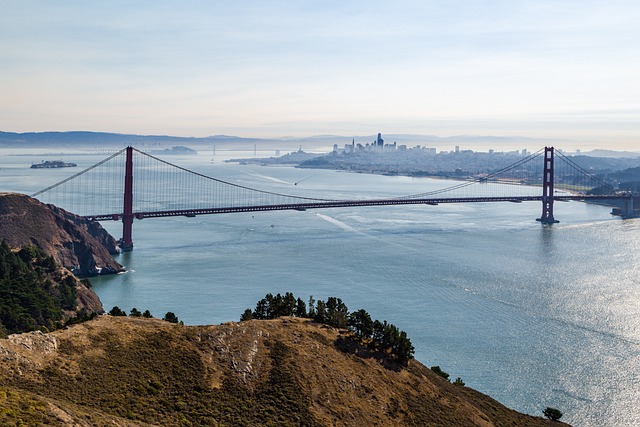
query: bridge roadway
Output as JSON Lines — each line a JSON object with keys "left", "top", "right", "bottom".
{"left": 84, "top": 194, "right": 631, "bottom": 222}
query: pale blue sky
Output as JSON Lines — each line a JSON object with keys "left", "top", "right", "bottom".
{"left": 1, "top": 0, "right": 639, "bottom": 147}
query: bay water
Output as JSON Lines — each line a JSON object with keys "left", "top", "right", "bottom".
{"left": 1, "top": 149, "right": 638, "bottom": 426}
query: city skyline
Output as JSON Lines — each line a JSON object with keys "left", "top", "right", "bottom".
{"left": 2, "top": 1, "right": 639, "bottom": 149}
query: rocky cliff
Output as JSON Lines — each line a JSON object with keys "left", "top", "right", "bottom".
{"left": 0, "top": 193, "right": 123, "bottom": 277}
{"left": 0, "top": 316, "right": 569, "bottom": 426}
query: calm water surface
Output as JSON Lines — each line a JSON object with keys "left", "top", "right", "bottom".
{"left": 1, "top": 150, "right": 638, "bottom": 426}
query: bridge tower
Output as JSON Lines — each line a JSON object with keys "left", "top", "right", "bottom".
{"left": 537, "top": 146, "right": 559, "bottom": 224}
{"left": 120, "top": 146, "right": 135, "bottom": 251}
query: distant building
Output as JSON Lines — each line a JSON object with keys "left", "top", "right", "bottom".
{"left": 376, "top": 133, "right": 384, "bottom": 148}
{"left": 455, "top": 145, "right": 460, "bottom": 153}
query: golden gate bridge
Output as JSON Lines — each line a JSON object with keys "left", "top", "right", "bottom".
{"left": 31, "top": 147, "right": 636, "bottom": 251}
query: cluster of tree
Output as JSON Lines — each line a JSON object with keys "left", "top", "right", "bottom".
{"left": 240, "top": 292, "right": 415, "bottom": 367}
{"left": 242, "top": 292, "right": 308, "bottom": 321}
{"left": 346, "top": 309, "right": 415, "bottom": 366}
{"left": 0, "top": 241, "right": 84, "bottom": 336}
{"left": 108, "top": 306, "right": 181, "bottom": 324}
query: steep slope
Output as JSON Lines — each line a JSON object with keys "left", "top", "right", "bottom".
{"left": 0, "top": 193, "right": 123, "bottom": 277}
{"left": 0, "top": 316, "right": 568, "bottom": 426}
{"left": 0, "top": 242, "right": 103, "bottom": 335}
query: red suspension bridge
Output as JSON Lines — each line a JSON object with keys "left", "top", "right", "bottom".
{"left": 31, "top": 146, "right": 636, "bottom": 251}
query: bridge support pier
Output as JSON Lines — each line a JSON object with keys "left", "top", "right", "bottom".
{"left": 625, "top": 196, "right": 634, "bottom": 216}
{"left": 537, "top": 146, "right": 559, "bottom": 224}
{"left": 619, "top": 196, "right": 635, "bottom": 217}
{"left": 120, "top": 146, "right": 134, "bottom": 251}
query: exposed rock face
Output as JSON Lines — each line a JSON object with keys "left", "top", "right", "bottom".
{"left": 74, "top": 277, "right": 104, "bottom": 314}
{"left": 0, "top": 193, "right": 124, "bottom": 277}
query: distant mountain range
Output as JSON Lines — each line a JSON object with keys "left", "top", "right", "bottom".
{"left": 0, "top": 130, "right": 562, "bottom": 146}
{"left": 1, "top": 130, "right": 638, "bottom": 158}
{"left": 0, "top": 131, "right": 262, "bottom": 147}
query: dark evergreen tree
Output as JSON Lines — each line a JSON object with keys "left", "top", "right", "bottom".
{"left": 314, "top": 300, "right": 327, "bottom": 324}
{"left": 430, "top": 366, "right": 450, "bottom": 381}
{"left": 307, "top": 295, "right": 316, "bottom": 318}
{"left": 58, "top": 275, "right": 77, "bottom": 310}
{"left": 129, "top": 307, "right": 142, "bottom": 317}
{"left": 240, "top": 308, "right": 253, "bottom": 321}
{"left": 295, "top": 297, "right": 307, "bottom": 318}
{"left": 370, "top": 320, "right": 386, "bottom": 350}
{"left": 348, "top": 309, "right": 373, "bottom": 339}
{"left": 325, "top": 297, "right": 349, "bottom": 328}
{"left": 392, "top": 330, "right": 415, "bottom": 366}
{"left": 108, "top": 306, "right": 127, "bottom": 316}
{"left": 264, "top": 293, "right": 276, "bottom": 318}
{"left": 254, "top": 296, "right": 269, "bottom": 319}
{"left": 142, "top": 309, "right": 153, "bottom": 318}
{"left": 382, "top": 322, "right": 399, "bottom": 352}
{"left": 163, "top": 312, "right": 179, "bottom": 323}
{"left": 280, "top": 292, "right": 297, "bottom": 317}
{"left": 543, "top": 407, "right": 563, "bottom": 421}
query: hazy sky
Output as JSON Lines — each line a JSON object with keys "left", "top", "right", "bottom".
{"left": 2, "top": 0, "right": 639, "bottom": 147}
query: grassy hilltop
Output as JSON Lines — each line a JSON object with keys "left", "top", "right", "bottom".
{"left": 0, "top": 315, "right": 568, "bottom": 426}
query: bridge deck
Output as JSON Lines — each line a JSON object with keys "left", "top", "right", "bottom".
{"left": 85, "top": 194, "right": 631, "bottom": 221}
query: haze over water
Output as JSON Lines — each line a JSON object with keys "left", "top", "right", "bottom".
{"left": 1, "top": 150, "right": 639, "bottom": 426}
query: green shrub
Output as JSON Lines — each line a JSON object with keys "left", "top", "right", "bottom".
{"left": 430, "top": 366, "right": 450, "bottom": 381}
{"left": 543, "top": 407, "right": 563, "bottom": 421}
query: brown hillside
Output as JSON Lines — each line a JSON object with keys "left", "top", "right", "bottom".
{"left": 0, "top": 193, "right": 123, "bottom": 277}
{"left": 0, "top": 316, "right": 569, "bottom": 426}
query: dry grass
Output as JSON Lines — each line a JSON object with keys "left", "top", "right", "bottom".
{"left": 0, "top": 316, "right": 569, "bottom": 426}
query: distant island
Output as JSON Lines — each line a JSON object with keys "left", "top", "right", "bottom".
{"left": 149, "top": 145, "right": 198, "bottom": 155}
{"left": 30, "top": 160, "right": 77, "bottom": 169}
